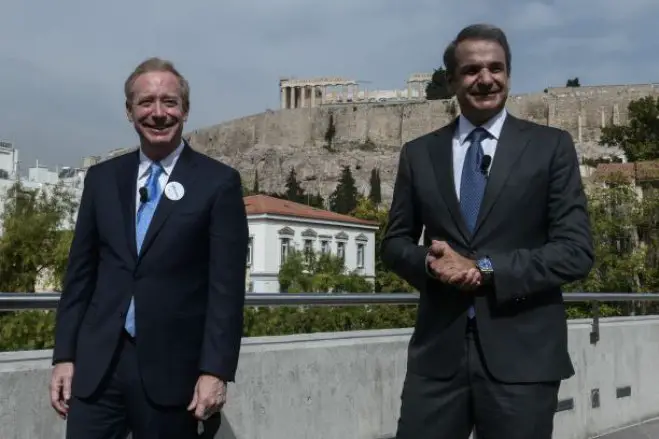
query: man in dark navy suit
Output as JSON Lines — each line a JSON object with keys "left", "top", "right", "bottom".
{"left": 49, "top": 57, "right": 249, "bottom": 438}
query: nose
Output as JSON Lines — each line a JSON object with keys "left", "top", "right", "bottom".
{"left": 152, "top": 101, "right": 167, "bottom": 117}
{"left": 476, "top": 69, "right": 495, "bottom": 92}
{"left": 478, "top": 68, "right": 494, "bottom": 85}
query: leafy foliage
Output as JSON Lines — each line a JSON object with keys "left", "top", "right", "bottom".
{"left": 242, "top": 166, "right": 325, "bottom": 208}
{"left": 0, "top": 181, "right": 77, "bottom": 352}
{"left": 599, "top": 96, "right": 659, "bottom": 161}
{"left": 278, "top": 249, "right": 373, "bottom": 293}
{"left": 243, "top": 305, "right": 416, "bottom": 337}
{"left": 329, "top": 165, "right": 359, "bottom": 214}
{"left": 0, "top": 182, "right": 77, "bottom": 292}
{"left": 4, "top": 170, "right": 659, "bottom": 351}
{"left": 351, "top": 197, "right": 414, "bottom": 293}
{"left": 284, "top": 167, "right": 305, "bottom": 203}
{"left": 368, "top": 167, "right": 382, "bottom": 205}
{"left": 425, "top": 67, "right": 453, "bottom": 100}
{"left": 0, "top": 311, "right": 56, "bottom": 351}
{"left": 565, "top": 180, "right": 659, "bottom": 316}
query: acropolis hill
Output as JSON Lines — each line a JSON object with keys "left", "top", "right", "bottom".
{"left": 109, "top": 80, "right": 659, "bottom": 204}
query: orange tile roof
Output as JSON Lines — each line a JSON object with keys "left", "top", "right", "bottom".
{"left": 244, "top": 195, "right": 378, "bottom": 226}
{"left": 593, "top": 160, "right": 659, "bottom": 183}
{"left": 593, "top": 163, "right": 635, "bottom": 183}
{"left": 636, "top": 161, "right": 659, "bottom": 181}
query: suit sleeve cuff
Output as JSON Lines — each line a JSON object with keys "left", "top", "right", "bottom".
{"left": 424, "top": 250, "right": 439, "bottom": 279}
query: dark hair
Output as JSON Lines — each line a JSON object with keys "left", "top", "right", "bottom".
{"left": 443, "top": 24, "right": 511, "bottom": 79}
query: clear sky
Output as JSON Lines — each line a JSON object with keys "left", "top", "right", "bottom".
{"left": 1, "top": 0, "right": 658, "bottom": 171}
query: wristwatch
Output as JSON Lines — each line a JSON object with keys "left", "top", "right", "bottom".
{"left": 476, "top": 257, "right": 494, "bottom": 284}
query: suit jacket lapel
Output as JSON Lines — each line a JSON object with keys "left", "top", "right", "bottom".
{"left": 116, "top": 150, "right": 140, "bottom": 262}
{"left": 427, "top": 119, "right": 471, "bottom": 243}
{"left": 138, "top": 142, "right": 199, "bottom": 260}
{"left": 473, "top": 115, "right": 532, "bottom": 235}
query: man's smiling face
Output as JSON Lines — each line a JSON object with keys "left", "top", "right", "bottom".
{"left": 449, "top": 38, "right": 509, "bottom": 125}
{"left": 126, "top": 70, "right": 187, "bottom": 157}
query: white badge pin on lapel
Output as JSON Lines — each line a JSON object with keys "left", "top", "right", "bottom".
{"left": 164, "top": 181, "right": 185, "bottom": 201}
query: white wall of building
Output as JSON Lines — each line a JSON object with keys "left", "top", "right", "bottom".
{"left": 0, "top": 142, "right": 18, "bottom": 179}
{"left": 0, "top": 179, "right": 83, "bottom": 236}
{"left": 28, "top": 167, "right": 59, "bottom": 185}
{"left": 247, "top": 214, "right": 378, "bottom": 293}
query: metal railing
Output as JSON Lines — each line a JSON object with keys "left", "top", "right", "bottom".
{"left": 1, "top": 292, "right": 659, "bottom": 344}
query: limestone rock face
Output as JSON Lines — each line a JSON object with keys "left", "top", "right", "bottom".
{"left": 111, "top": 84, "right": 657, "bottom": 204}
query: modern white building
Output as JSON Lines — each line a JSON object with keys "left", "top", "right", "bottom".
{"left": 244, "top": 195, "right": 379, "bottom": 293}
{"left": 0, "top": 141, "right": 19, "bottom": 180}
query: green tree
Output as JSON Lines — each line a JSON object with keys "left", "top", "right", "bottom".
{"left": 329, "top": 166, "right": 358, "bottom": 214}
{"left": 252, "top": 169, "right": 260, "bottom": 194}
{"left": 425, "top": 67, "right": 453, "bottom": 100}
{"left": 0, "top": 182, "right": 77, "bottom": 292}
{"left": 284, "top": 167, "right": 305, "bottom": 203}
{"left": 368, "top": 168, "right": 381, "bottom": 205}
{"left": 599, "top": 96, "right": 659, "bottom": 161}
{"left": 565, "top": 175, "right": 659, "bottom": 317}
{"left": 278, "top": 249, "right": 373, "bottom": 293}
{"left": 0, "top": 181, "right": 77, "bottom": 353}
{"left": 351, "top": 197, "right": 415, "bottom": 293}
{"left": 305, "top": 193, "right": 325, "bottom": 209}
{"left": 566, "top": 77, "right": 580, "bottom": 87}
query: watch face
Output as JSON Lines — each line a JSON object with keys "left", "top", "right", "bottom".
{"left": 478, "top": 258, "right": 492, "bottom": 271}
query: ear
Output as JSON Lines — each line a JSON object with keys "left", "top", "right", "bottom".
{"left": 125, "top": 101, "right": 133, "bottom": 123}
{"left": 445, "top": 73, "right": 457, "bottom": 95}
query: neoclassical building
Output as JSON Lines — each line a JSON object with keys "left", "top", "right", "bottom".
{"left": 243, "top": 195, "right": 379, "bottom": 293}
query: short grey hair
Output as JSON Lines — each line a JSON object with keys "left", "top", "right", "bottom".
{"left": 443, "top": 24, "right": 511, "bottom": 79}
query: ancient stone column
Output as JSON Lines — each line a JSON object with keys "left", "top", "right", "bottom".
{"left": 613, "top": 104, "right": 620, "bottom": 125}
{"left": 301, "top": 86, "right": 306, "bottom": 108}
{"left": 311, "top": 85, "right": 316, "bottom": 107}
{"left": 281, "top": 87, "right": 287, "bottom": 109}
{"left": 577, "top": 113, "right": 584, "bottom": 143}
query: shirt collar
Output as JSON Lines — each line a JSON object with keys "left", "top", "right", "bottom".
{"left": 457, "top": 108, "right": 508, "bottom": 145}
{"left": 138, "top": 140, "right": 185, "bottom": 179}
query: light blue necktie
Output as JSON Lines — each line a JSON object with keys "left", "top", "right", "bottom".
{"left": 460, "top": 128, "right": 488, "bottom": 319}
{"left": 124, "top": 162, "right": 164, "bottom": 336}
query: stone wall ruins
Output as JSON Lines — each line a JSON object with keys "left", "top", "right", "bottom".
{"left": 116, "top": 83, "right": 659, "bottom": 204}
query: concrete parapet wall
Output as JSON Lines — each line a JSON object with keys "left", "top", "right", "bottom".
{"left": 2, "top": 316, "right": 659, "bottom": 438}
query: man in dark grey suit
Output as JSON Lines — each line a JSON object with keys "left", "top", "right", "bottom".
{"left": 381, "top": 24, "right": 594, "bottom": 438}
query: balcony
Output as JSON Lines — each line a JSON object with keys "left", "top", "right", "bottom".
{"left": 1, "top": 293, "right": 659, "bottom": 438}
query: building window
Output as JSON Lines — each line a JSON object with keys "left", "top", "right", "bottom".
{"left": 321, "top": 240, "right": 329, "bottom": 254}
{"left": 337, "top": 241, "right": 345, "bottom": 261}
{"left": 304, "top": 239, "right": 313, "bottom": 262}
{"left": 280, "top": 238, "right": 291, "bottom": 263}
{"left": 356, "top": 243, "right": 364, "bottom": 268}
{"left": 247, "top": 237, "right": 253, "bottom": 266}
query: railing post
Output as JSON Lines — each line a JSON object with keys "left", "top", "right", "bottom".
{"left": 590, "top": 301, "right": 600, "bottom": 345}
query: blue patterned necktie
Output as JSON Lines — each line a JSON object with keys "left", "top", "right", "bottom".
{"left": 460, "top": 127, "right": 488, "bottom": 319}
{"left": 124, "top": 162, "right": 164, "bottom": 336}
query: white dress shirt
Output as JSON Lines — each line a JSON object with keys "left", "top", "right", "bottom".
{"left": 452, "top": 109, "right": 507, "bottom": 198}
{"left": 135, "top": 142, "right": 185, "bottom": 210}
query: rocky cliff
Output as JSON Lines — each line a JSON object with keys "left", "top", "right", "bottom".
{"left": 110, "top": 83, "right": 659, "bottom": 204}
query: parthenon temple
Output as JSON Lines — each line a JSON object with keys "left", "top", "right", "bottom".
{"left": 279, "top": 73, "right": 433, "bottom": 109}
